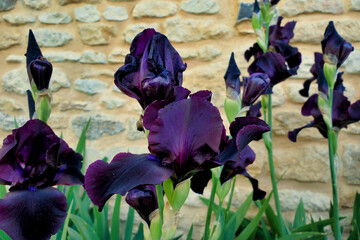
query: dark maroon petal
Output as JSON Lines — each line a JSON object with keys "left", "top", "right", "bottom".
{"left": 148, "top": 98, "right": 223, "bottom": 178}
{"left": 224, "top": 52, "right": 242, "bottom": 98}
{"left": 288, "top": 123, "right": 314, "bottom": 142}
{"left": 242, "top": 73, "right": 270, "bottom": 107}
{"left": 301, "top": 94, "right": 321, "bottom": 118}
{"left": 332, "top": 91, "right": 351, "bottom": 127}
{"left": 26, "top": 29, "right": 43, "bottom": 67}
{"left": 130, "top": 28, "right": 157, "bottom": 57}
{"left": 0, "top": 187, "right": 67, "bottom": 240}
{"left": 273, "top": 41, "right": 302, "bottom": 74}
{"left": 28, "top": 57, "right": 53, "bottom": 90}
{"left": 349, "top": 100, "right": 360, "bottom": 121}
{"left": 242, "top": 171, "right": 266, "bottom": 200}
{"left": 190, "top": 90, "right": 212, "bottom": 102}
{"left": 248, "top": 52, "right": 291, "bottom": 86}
{"left": 246, "top": 102, "right": 262, "bottom": 118}
{"left": 235, "top": 123, "right": 270, "bottom": 153}
{"left": 84, "top": 153, "right": 174, "bottom": 210}
{"left": 271, "top": 0, "right": 280, "bottom": 5}
{"left": 53, "top": 140, "right": 84, "bottom": 186}
{"left": 321, "top": 21, "right": 354, "bottom": 67}
{"left": 143, "top": 86, "right": 190, "bottom": 130}
{"left": 244, "top": 43, "right": 263, "bottom": 62}
{"left": 229, "top": 117, "right": 269, "bottom": 142}
{"left": 269, "top": 17, "right": 296, "bottom": 45}
{"left": 334, "top": 72, "right": 345, "bottom": 94}
{"left": 126, "top": 185, "right": 158, "bottom": 226}
{"left": 299, "top": 77, "right": 316, "bottom": 98}
{"left": 190, "top": 170, "right": 212, "bottom": 194}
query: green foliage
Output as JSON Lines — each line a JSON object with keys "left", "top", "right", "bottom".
{"left": 348, "top": 193, "right": 360, "bottom": 240}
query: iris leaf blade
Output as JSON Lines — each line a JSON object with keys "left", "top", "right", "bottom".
{"left": 110, "top": 195, "right": 122, "bottom": 240}
{"left": 70, "top": 214, "right": 101, "bottom": 240}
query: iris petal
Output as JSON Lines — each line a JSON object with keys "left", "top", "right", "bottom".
{"left": 0, "top": 187, "right": 67, "bottom": 240}
{"left": 147, "top": 98, "right": 223, "bottom": 178}
{"left": 84, "top": 153, "right": 174, "bottom": 210}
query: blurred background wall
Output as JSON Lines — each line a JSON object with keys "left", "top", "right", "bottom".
{"left": 0, "top": 0, "right": 359, "bottom": 237}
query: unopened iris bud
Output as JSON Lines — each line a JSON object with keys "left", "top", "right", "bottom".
{"left": 28, "top": 57, "right": 53, "bottom": 92}
{"left": 251, "top": 0, "right": 263, "bottom": 31}
{"left": 242, "top": 73, "right": 271, "bottom": 107}
{"left": 323, "top": 62, "right": 337, "bottom": 90}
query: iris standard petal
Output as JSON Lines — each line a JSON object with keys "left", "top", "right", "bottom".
{"left": 269, "top": 17, "right": 296, "bottom": 45}
{"left": 26, "top": 30, "right": 43, "bottom": 67}
{"left": 229, "top": 117, "right": 270, "bottom": 144}
{"left": 224, "top": 52, "right": 242, "bottom": 99}
{"left": 349, "top": 100, "right": 360, "bottom": 121}
{"left": 84, "top": 153, "right": 174, "bottom": 210}
{"left": 148, "top": 98, "right": 223, "bottom": 178}
{"left": 242, "top": 73, "right": 271, "bottom": 107}
{"left": 0, "top": 187, "right": 67, "bottom": 240}
{"left": 125, "top": 185, "right": 158, "bottom": 225}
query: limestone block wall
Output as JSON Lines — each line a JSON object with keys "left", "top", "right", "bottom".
{"left": 0, "top": 0, "right": 360, "bottom": 237}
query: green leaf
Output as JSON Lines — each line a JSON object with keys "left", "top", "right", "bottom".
{"left": 186, "top": 225, "right": 194, "bottom": 240}
{"left": 61, "top": 200, "right": 74, "bottom": 240}
{"left": 14, "top": 117, "right": 19, "bottom": 129}
{"left": 123, "top": 207, "right": 135, "bottom": 240}
{"left": 0, "top": 185, "right": 6, "bottom": 199}
{"left": 76, "top": 117, "right": 91, "bottom": 172}
{"left": 293, "top": 199, "right": 306, "bottom": 229}
{"left": 0, "top": 229, "right": 12, "bottom": 240}
{"left": 260, "top": 217, "right": 272, "bottom": 240}
{"left": 235, "top": 192, "right": 273, "bottom": 240}
{"left": 133, "top": 223, "right": 144, "bottom": 240}
{"left": 93, "top": 205, "right": 110, "bottom": 240}
{"left": 110, "top": 195, "right": 122, "bottom": 240}
{"left": 163, "top": 178, "right": 174, "bottom": 204}
{"left": 70, "top": 214, "right": 101, "bottom": 240}
{"left": 263, "top": 201, "right": 281, "bottom": 236}
{"left": 199, "top": 196, "right": 220, "bottom": 215}
{"left": 68, "top": 227, "right": 82, "bottom": 240}
{"left": 292, "top": 217, "right": 344, "bottom": 233}
{"left": 278, "top": 232, "right": 326, "bottom": 240}
{"left": 223, "top": 193, "right": 253, "bottom": 239}
{"left": 73, "top": 190, "right": 92, "bottom": 225}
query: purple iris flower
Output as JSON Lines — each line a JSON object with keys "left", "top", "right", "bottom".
{"left": 288, "top": 91, "right": 360, "bottom": 142}
{"left": 299, "top": 52, "right": 324, "bottom": 97}
{"left": 321, "top": 21, "right": 354, "bottom": 67}
{"left": 242, "top": 73, "right": 271, "bottom": 107}
{"left": 26, "top": 30, "right": 53, "bottom": 91}
{"left": 114, "top": 29, "right": 187, "bottom": 109}
{"left": 0, "top": 120, "right": 84, "bottom": 240}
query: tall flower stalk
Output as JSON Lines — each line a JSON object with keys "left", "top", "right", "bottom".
{"left": 289, "top": 21, "right": 357, "bottom": 240}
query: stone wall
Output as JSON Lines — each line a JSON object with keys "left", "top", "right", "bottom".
{"left": 0, "top": 0, "right": 360, "bottom": 237}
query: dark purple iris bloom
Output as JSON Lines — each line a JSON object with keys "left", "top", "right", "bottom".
{"left": 114, "top": 28, "right": 187, "bottom": 109}
{"left": 191, "top": 117, "right": 270, "bottom": 200}
{"left": 299, "top": 52, "right": 324, "bottom": 97}
{"left": 85, "top": 97, "right": 225, "bottom": 211}
{"left": 26, "top": 30, "right": 53, "bottom": 91}
{"left": 242, "top": 73, "right": 271, "bottom": 107}
{"left": 224, "top": 52, "right": 242, "bottom": 100}
{"left": 248, "top": 52, "right": 292, "bottom": 86}
{"left": 125, "top": 185, "right": 158, "bottom": 225}
{"left": 288, "top": 91, "right": 360, "bottom": 141}
{"left": 269, "top": 17, "right": 296, "bottom": 45}
{"left": 321, "top": 21, "right": 354, "bottom": 67}
{"left": 0, "top": 120, "right": 84, "bottom": 240}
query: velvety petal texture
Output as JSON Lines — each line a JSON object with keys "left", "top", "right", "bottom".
{"left": 125, "top": 185, "right": 158, "bottom": 225}
{"left": 0, "top": 187, "right": 67, "bottom": 240}
{"left": 0, "top": 120, "right": 83, "bottom": 189}
{"left": 26, "top": 30, "right": 43, "bottom": 67}
{"left": 147, "top": 98, "right": 223, "bottom": 182}
{"left": 28, "top": 57, "right": 53, "bottom": 91}
{"left": 114, "top": 28, "right": 187, "bottom": 109}
{"left": 84, "top": 153, "right": 174, "bottom": 210}
{"left": 321, "top": 21, "right": 354, "bottom": 67}
{"left": 269, "top": 17, "right": 296, "bottom": 45}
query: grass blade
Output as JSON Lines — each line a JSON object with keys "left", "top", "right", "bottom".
{"left": 133, "top": 223, "right": 144, "bottom": 240}
{"left": 60, "top": 200, "right": 74, "bottom": 240}
{"left": 70, "top": 214, "right": 101, "bottom": 240}
{"left": 278, "top": 232, "right": 326, "bottom": 240}
{"left": 223, "top": 193, "right": 253, "bottom": 239}
{"left": 123, "top": 207, "right": 135, "bottom": 240}
{"left": 186, "top": 224, "right": 194, "bottom": 240}
{"left": 235, "top": 192, "right": 272, "bottom": 240}
{"left": 110, "top": 195, "right": 122, "bottom": 240}
{"left": 0, "top": 229, "right": 12, "bottom": 240}
{"left": 76, "top": 117, "right": 91, "bottom": 172}
{"left": 293, "top": 199, "right": 306, "bottom": 229}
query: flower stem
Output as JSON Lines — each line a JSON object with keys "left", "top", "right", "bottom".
{"left": 225, "top": 176, "right": 237, "bottom": 218}
{"left": 328, "top": 88, "right": 341, "bottom": 240}
{"left": 263, "top": 94, "right": 286, "bottom": 237}
{"left": 204, "top": 175, "right": 218, "bottom": 240}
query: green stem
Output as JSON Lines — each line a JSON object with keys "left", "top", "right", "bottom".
{"left": 155, "top": 184, "right": 164, "bottom": 237}
{"left": 264, "top": 94, "right": 286, "bottom": 237}
{"left": 204, "top": 176, "right": 218, "bottom": 240}
{"left": 328, "top": 88, "right": 341, "bottom": 240}
{"left": 225, "top": 176, "right": 237, "bottom": 218}
{"left": 264, "top": 23, "right": 270, "bottom": 53}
